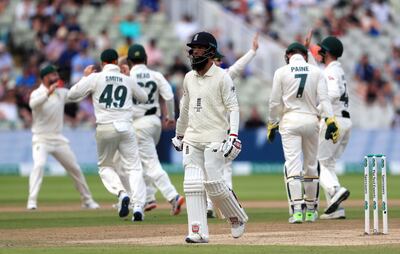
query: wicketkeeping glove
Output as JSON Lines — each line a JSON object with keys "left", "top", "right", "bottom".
{"left": 325, "top": 117, "right": 339, "bottom": 144}
{"left": 220, "top": 134, "right": 242, "bottom": 160}
{"left": 267, "top": 123, "right": 279, "bottom": 143}
{"left": 171, "top": 135, "right": 184, "bottom": 151}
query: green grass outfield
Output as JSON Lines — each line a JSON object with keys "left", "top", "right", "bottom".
{"left": 0, "top": 174, "right": 399, "bottom": 254}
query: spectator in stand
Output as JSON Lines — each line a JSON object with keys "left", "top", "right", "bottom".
{"left": 57, "top": 31, "right": 80, "bottom": 83}
{"left": 355, "top": 54, "right": 375, "bottom": 83}
{"left": 361, "top": 8, "right": 381, "bottom": 36}
{"left": 168, "top": 56, "right": 190, "bottom": 76}
{"left": 95, "top": 29, "right": 111, "bottom": 51}
{"left": 145, "top": 38, "right": 163, "bottom": 67}
{"left": 66, "top": 14, "right": 81, "bottom": 33}
{"left": 371, "top": 0, "right": 392, "bottom": 26}
{"left": 70, "top": 40, "right": 96, "bottom": 84}
{"left": 119, "top": 14, "right": 141, "bottom": 41}
{"left": 244, "top": 107, "right": 265, "bottom": 129}
{"left": 16, "top": 65, "right": 38, "bottom": 89}
{"left": 75, "top": 97, "right": 96, "bottom": 127}
{"left": 219, "top": 41, "right": 236, "bottom": 68}
{"left": 45, "top": 26, "right": 67, "bottom": 63}
{"left": 137, "top": 0, "right": 160, "bottom": 13}
{"left": 366, "top": 69, "right": 393, "bottom": 104}
{"left": 174, "top": 14, "right": 198, "bottom": 42}
{"left": 117, "top": 37, "right": 133, "bottom": 58}
{"left": 0, "top": 89, "right": 19, "bottom": 128}
{"left": 14, "top": 0, "right": 36, "bottom": 30}
{"left": 0, "top": 42, "right": 12, "bottom": 77}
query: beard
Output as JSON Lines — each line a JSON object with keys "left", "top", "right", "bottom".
{"left": 191, "top": 56, "right": 209, "bottom": 71}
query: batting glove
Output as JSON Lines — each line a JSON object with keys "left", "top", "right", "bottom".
{"left": 325, "top": 117, "right": 340, "bottom": 144}
{"left": 220, "top": 134, "right": 242, "bottom": 161}
{"left": 172, "top": 135, "right": 184, "bottom": 151}
{"left": 267, "top": 123, "right": 279, "bottom": 143}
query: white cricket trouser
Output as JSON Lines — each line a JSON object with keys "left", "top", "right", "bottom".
{"left": 115, "top": 115, "right": 178, "bottom": 202}
{"left": 28, "top": 141, "right": 93, "bottom": 206}
{"left": 280, "top": 112, "right": 320, "bottom": 212}
{"left": 182, "top": 141, "right": 226, "bottom": 237}
{"left": 206, "top": 158, "right": 232, "bottom": 210}
{"left": 318, "top": 116, "right": 352, "bottom": 205}
{"left": 96, "top": 123, "right": 146, "bottom": 207}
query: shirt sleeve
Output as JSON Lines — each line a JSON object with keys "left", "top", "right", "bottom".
{"left": 221, "top": 73, "right": 240, "bottom": 135}
{"left": 324, "top": 70, "right": 342, "bottom": 102}
{"left": 175, "top": 76, "right": 189, "bottom": 136}
{"left": 317, "top": 71, "right": 334, "bottom": 118}
{"left": 307, "top": 51, "right": 318, "bottom": 66}
{"left": 29, "top": 87, "right": 48, "bottom": 109}
{"left": 129, "top": 76, "right": 148, "bottom": 103}
{"left": 227, "top": 49, "right": 256, "bottom": 80}
{"left": 156, "top": 72, "right": 174, "bottom": 101}
{"left": 268, "top": 69, "right": 284, "bottom": 124}
{"left": 67, "top": 74, "right": 95, "bottom": 102}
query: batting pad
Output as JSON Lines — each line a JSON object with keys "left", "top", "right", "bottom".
{"left": 304, "top": 177, "right": 319, "bottom": 210}
{"left": 204, "top": 180, "right": 248, "bottom": 223}
{"left": 286, "top": 176, "right": 304, "bottom": 211}
{"left": 184, "top": 165, "right": 208, "bottom": 237}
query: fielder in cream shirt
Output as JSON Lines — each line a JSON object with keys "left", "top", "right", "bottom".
{"left": 28, "top": 65, "right": 99, "bottom": 210}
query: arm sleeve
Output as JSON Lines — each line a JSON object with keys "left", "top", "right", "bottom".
{"left": 227, "top": 49, "right": 256, "bottom": 80}
{"left": 67, "top": 75, "right": 95, "bottom": 102}
{"left": 324, "top": 71, "right": 341, "bottom": 102}
{"left": 221, "top": 74, "right": 240, "bottom": 135}
{"left": 130, "top": 76, "right": 148, "bottom": 103}
{"left": 156, "top": 72, "right": 175, "bottom": 119}
{"left": 268, "top": 70, "right": 284, "bottom": 124}
{"left": 175, "top": 77, "right": 189, "bottom": 136}
{"left": 317, "top": 71, "right": 334, "bottom": 118}
{"left": 29, "top": 88, "right": 48, "bottom": 109}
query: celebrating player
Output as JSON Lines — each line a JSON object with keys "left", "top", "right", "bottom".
{"left": 68, "top": 49, "right": 148, "bottom": 221}
{"left": 114, "top": 44, "right": 185, "bottom": 215}
{"left": 305, "top": 33, "right": 352, "bottom": 219}
{"left": 173, "top": 31, "right": 248, "bottom": 243}
{"left": 27, "top": 65, "right": 99, "bottom": 210}
{"left": 267, "top": 42, "right": 339, "bottom": 223}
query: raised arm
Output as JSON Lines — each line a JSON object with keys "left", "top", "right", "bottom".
{"left": 29, "top": 84, "right": 56, "bottom": 109}
{"left": 227, "top": 32, "right": 259, "bottom": 80}
{"left": 68, "top": 65, "right": 96, "bottom": 101}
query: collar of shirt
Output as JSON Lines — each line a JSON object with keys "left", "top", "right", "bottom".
{"left": 103, "top": 64, "right": 121, "bottom": 72}
{"left": 289, "top": 54, "right": 306, "bottom": 64}
{"left": 326, "top": 60, "right": 341, "bottom": 69}
{"left": 194, "top": 63, "right": 217, "bottom": 77}
{"left": 131, "top": 64, "right": 147, "bottom": 71}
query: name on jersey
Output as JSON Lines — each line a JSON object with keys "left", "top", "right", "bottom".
{"left": 291, "top": 66, "right": 309, "bottom": 72}
{"left": 136, "top": 73, "right": 150, "bottom": 79}
{"left": 105, "top": 76, "right": 123, "bottom": 82}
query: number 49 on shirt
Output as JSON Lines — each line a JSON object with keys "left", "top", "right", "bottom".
{"left": 99, "top": 84, "right": 127, "bottom": 108}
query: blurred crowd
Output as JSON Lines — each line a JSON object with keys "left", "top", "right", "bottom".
{"left": 216, "top": 0, "right": 400, "bottom": 128}
{"left": 0, "top": 0, "right": 399, "bottom": 130}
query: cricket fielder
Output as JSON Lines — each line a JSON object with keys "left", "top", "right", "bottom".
{"left": 114, "top": 44, "right": 185, "bottom": 215}
{"left": 172, "top": 32, "right": 248, "bottom": 243}
{"left": 207, "top": 33, "right": 259, "bottom": 218}
{"left": 27, "top": 65, "right": 99, "bottom": 210}
{"left": 306, "top": 35, "right": 351, "bottom": 219}
{"left": 267, "top": 42, "right": 339, "bottom": 223}
{"left": 68, "top": 49, "right": 148, "bottom": 221}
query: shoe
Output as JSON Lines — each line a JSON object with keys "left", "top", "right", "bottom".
{"left": 118, "top": 193, "right": 130, "bottom": 218}
{"left": 325, "top": 187, "right": 350, "bottom": 214}
{"left": 207, "top": 209, "right": 216, "bottom": 218}
{"left": 185, "top": 233, "right": 209, "bottom": 243}
{"left": 27, "top": 203, "right": 37, "bottom": 210}
{"left": 320, "top": 208, "right": 346, "bottom": 219}
{"left": 170, "top": 195, "right": 185, "bottom": 216}
{"left": 305, "top": 210, "right": 318, "bottom": 222}
{"left": 82, "top": 200, "right": 100, "bottom": 209}
{"left": 288, "top": 211, "right": 303, "bottom": 224}
{"left": 230, "top": 217, "right": 245, "bottom": 238}
{"left": 132, "top": 206, "right": 144, "bottom": 222}
{"left": 144, "top": 200, "right": 157, "bottom": 212}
